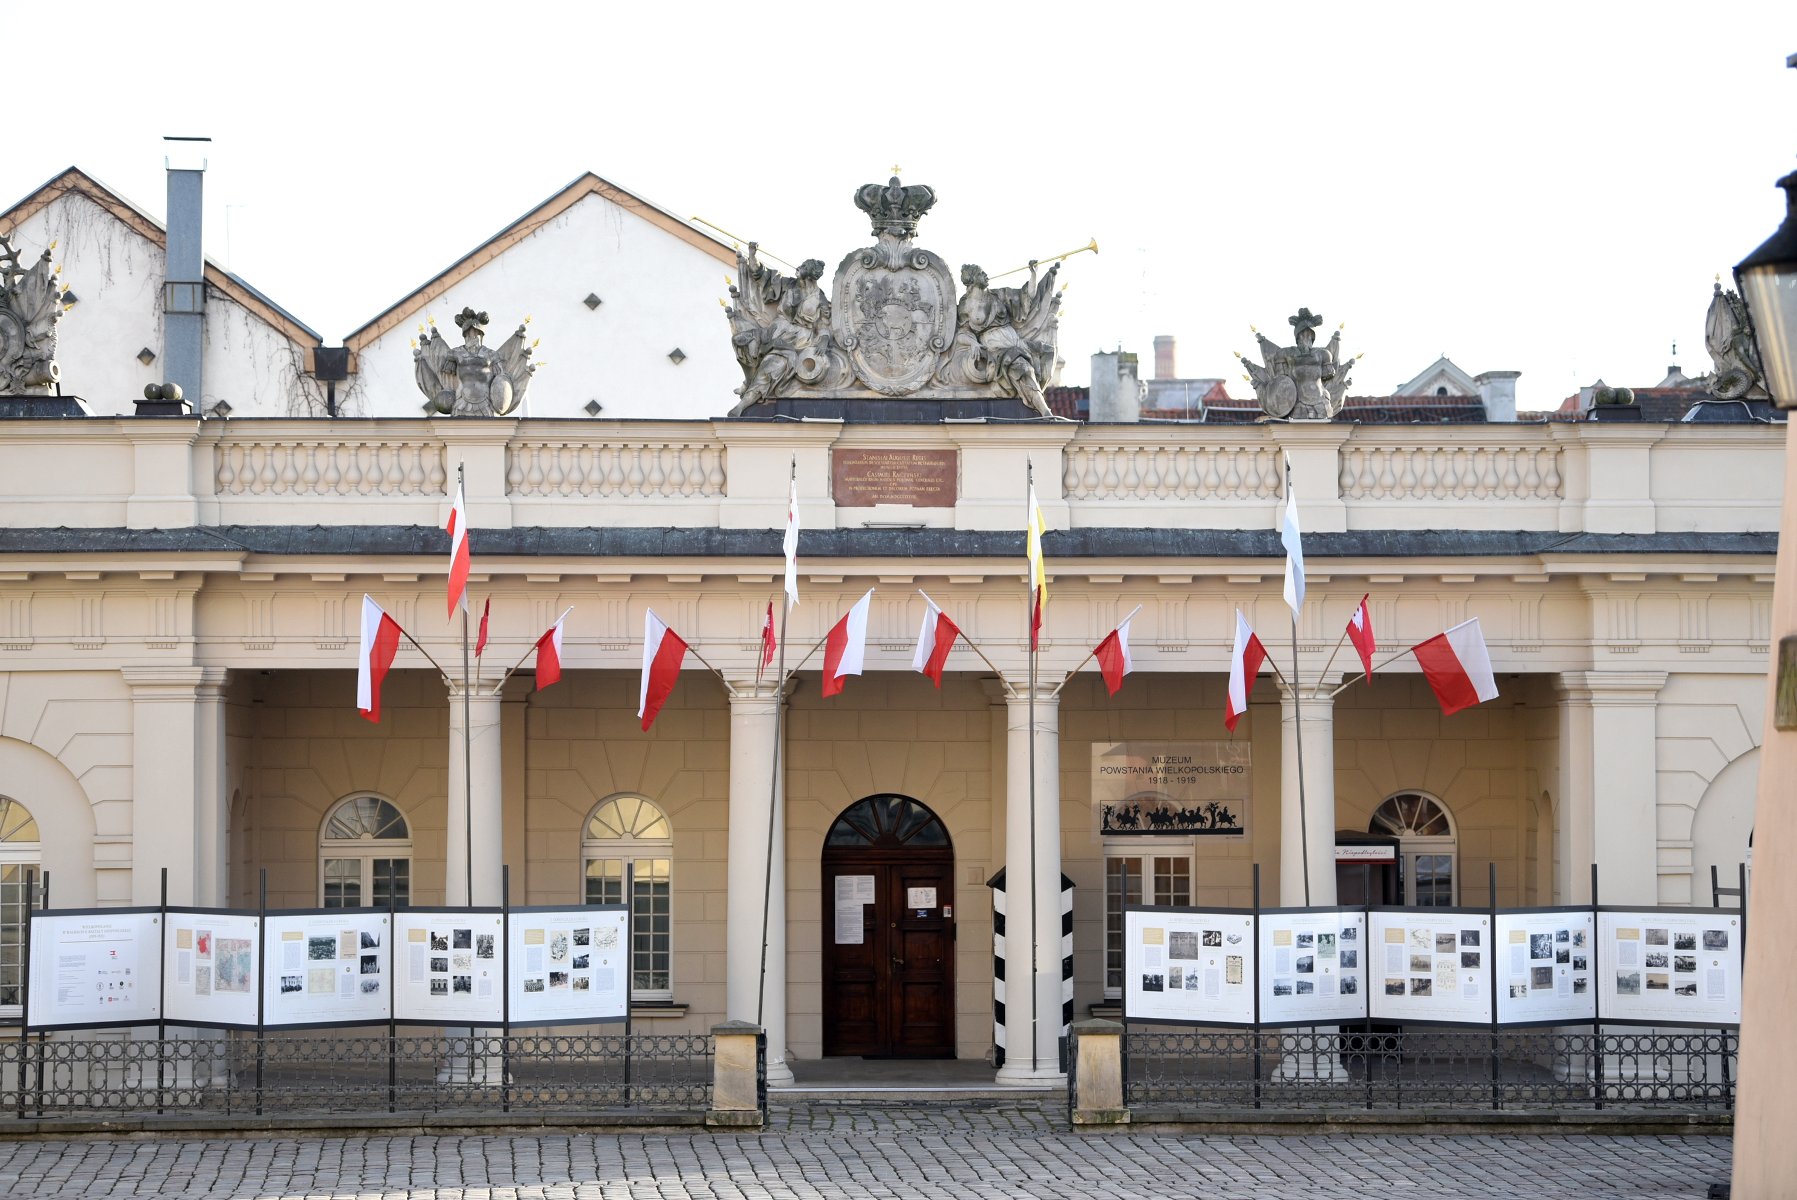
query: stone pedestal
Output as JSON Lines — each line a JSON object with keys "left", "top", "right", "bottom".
{"left": 707, "top": 1020, "right": 765, "bottom": 1127}
{"left": 1070, "top": 1020, "right": 1129, "bottom": 1124}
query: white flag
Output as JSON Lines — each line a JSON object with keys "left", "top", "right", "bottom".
{"left": 1281, "top": 463, "right": 1305, "bottom": 618}
{"left": 782, "top": 476, "right": 800, "bottom": 611}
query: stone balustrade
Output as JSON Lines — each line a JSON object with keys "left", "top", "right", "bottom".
{"left": 0, "top": 417, "right": 1779, "bottom": 536}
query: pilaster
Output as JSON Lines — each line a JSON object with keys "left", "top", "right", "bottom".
{"left": 1555, "top": 670, "right": 1667, "bottom": 904}
{"left": 123, "top": 665, "right": 229, "bottom": 906}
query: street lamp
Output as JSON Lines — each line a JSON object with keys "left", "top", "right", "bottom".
{"left": 1735, "top": 53, "right": 1797, "bottom": 407}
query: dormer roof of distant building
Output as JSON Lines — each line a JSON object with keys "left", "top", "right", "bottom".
{"left": 1394, "top": 355, "right": 1479, "bottom": 398}
{"left": 0, "top": 166, "right": 322, "bottom": 347}
{"left": 344, "top": 171, "right": 736, "bottom": 351}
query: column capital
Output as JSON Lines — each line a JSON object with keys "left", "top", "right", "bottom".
{"left": 1275, "top": 678, "right": 1339, "bottom": 710}
{"left": 1555, "top": 670, "right": 1669, "bottom": 704}
{"left": 447, "top": 673, "right": 510, "bottom": 701}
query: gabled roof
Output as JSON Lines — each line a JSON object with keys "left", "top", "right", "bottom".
{"left": 0, "top": 166, "right": 321, "bottom": 346}
{"left": 1395, "top": 355, "right": 1479, "bottom": 398}
{"left": 344, "top": 172, "right": 737, "bottom": 351}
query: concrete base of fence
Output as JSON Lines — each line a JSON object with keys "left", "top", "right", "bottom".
{"left": 706, "top": 1021, "right": 764, "bottom": 1130}
{"left": 1107, "top": 1109, "right": 1733, "bottom": 1135}
{"left": 1070, "top": 1020, "right": 1130, "bottom": 1126}
{"left": 0, "top": 1111, "right": 710, "bottom": 1138}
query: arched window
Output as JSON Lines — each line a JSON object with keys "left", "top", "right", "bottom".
{"left": 824, "top": 795, "right": 950, "bottom": 847}
{"left": 582, "top": 795, "right": 673, "bottom": 1002}
{"left": 0, "top": 796, "right": 41, "bottom": 1012}
{"left": 319, "top": 796, "right": 411, "bottom": 908}
{"left": 1369, "top": 792, "right": 1458, "bottom": 906}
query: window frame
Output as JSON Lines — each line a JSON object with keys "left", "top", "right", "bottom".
{"left": 317, "top": 795, "right": 413, "bottom": 910}
{"left": 0, "top": 796, "right": 42, "bottom": 1018}
{"left": 1369, "top": 792, "right": 1459, "bottom": 907}
{"left": 581, "top": 794, "right": 674, "bottom": 1004}
{"left": 1101, "top": 841, "right": 1195, "bottom": 999}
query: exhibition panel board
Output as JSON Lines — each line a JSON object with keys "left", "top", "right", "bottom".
{"left": 392, "top": 909, "right": 505, "bottom": 1026}
{"left": 1123, "top": 907, "right": 1255, "bottom": 1026}
{"left": 505, "top": 906, "right": 630, "bottom": 1027}
{"left": 1596, "top": 907, "right": 1743, "bottom": 1026}
{"left": 1367, "top": 909, "right": 1493, "bottom": 1026}
{"left": 1493, "top": 907, "right": 1596, "bottom": 1027}
{"left": 262, "top": 910, "right": 392, "bottom": 1029}
{"left": 163, "top": 909, "right": 261, "bottom": 1029}
{"left": 25, "top": 908, "right": 163, "bottom": 1031}
{"left": 1258, "top": 909, "right": 1366, "bottom": 1026}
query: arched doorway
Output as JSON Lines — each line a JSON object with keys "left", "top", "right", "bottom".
{"left": 821, "top": 794, "right": 955, "bottom": 1058}
{"left": 1369, "top": 792, "right": 1458, "bottom": 906}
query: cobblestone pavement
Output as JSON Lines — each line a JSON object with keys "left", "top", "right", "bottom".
{"left": 0, "top": 1100, "right": 1732, "bottom": 1199}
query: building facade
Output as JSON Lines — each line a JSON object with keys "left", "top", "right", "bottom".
{"left": 0, "top": 414, "right": 1775, "bottom": 1082}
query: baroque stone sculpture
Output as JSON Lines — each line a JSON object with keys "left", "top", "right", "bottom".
{"left": 413, "top": 307, "right": 535, "bottom": 416}
{"left": 0, "top": 234, "right": 67, "bottom": 395}
{"left": 1704, "top": 280, "right": 1770, "bottom": 400}
{"left": 1236, "top": 308, "right": 1355, "bottom": 421}
{"left": 724, "top": 176, "right": 1063, "bottom": 417}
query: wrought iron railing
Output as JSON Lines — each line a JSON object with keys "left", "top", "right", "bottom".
{"left": 1123, "top": 1027, "right": 1737, "bottom": 1112}
{"left": 0, "top": 1031, "right": 712, "bottom": 1119}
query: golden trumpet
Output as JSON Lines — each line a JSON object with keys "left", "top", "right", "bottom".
{"left": 689, "top": 216, "right": 797, "bottom": 269}
{"left": 989, "top": 238, "right": 1098, "bottom": 280}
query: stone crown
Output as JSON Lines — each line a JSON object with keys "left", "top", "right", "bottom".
{"left": 854, "top": 176, "right": 937, "bottom": 239}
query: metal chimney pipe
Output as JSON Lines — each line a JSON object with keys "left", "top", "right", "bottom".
{"left": 162, "top": 137, "right": 209, "bottom": 410}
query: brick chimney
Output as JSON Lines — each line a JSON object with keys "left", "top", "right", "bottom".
{"left": 1153, "top": 335, "right": 1177, "bottom": 381}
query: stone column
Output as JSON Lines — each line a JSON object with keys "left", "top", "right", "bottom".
{"left": 1276, "top": 679, "right": 1345, "bottom": 1080}
{"left": 446, "top": 675, "right": 506, "bottom": 907}
{"left": 125, "top": 666, "right": 229, "bottom": 906}
{"left": 997, "top": 689, "right": 1064, "bottom": 1084}
{"left": 726, "top": 685, "right": 792, "bottom": 1085}
{"left": 1555, "top": 672, "right": 1666, "bottom": 905}
{"left": 1278, "top": 681, "right": 1337, "bottom": 907}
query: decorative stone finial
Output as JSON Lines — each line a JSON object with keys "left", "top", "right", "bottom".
{"left": 0, "top": 234, "right": 67, "bottom": 395}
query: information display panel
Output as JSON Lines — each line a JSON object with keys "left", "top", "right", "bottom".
{"left": 392, "top": 910, "right": 505, "bottom": 1026}
{"left": 1493, "top": 908, "right": 1595, "bottom": 1026}
{"left": 262, "top": 910, "right": 392, "bottom": 1028}
{"left": 26, "top": 908, "right": 162, "bottom": 1030}
{"left": 1122, "top": 908, "right": 1255, "bottom": 1026}
{"left": 505, "top": 907, "right": 630, "bottom": 1026}
{"left": 1257, "top": 909, "right": 1367, "bottom": 1026}
{"left": 163, "top": 909, "right": 261, "bottom": 1029}
{"left": 1367, "top": 909, "right": 1493, "bottom": 1026}
{"left": 1596, "top": 908, "right": 1743, "bottom": 1026}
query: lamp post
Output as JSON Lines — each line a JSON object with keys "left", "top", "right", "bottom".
{"left": 1730, "top": 50, "right": 1797, "bottom": 1200}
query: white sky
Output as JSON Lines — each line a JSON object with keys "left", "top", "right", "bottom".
{"left": 10, "top": 1, "right": 1797, "bottom": 412}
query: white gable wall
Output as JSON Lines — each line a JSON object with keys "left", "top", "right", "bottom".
{"left": 347, "top": 192, "right": 740, "bottom": 420}
{"left": 7, "top": 190, "right": 325, "bottom": 417}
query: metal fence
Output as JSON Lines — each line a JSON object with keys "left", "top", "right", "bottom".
{"left": 1124, "top": 1027, "right": 1738, "bottom": 1112}
{"left": 0, "top": 1031, "right": 714, "bottom": 1119}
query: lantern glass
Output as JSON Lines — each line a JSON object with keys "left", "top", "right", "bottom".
{"left": 1740, "top": 260, "right": 1797, "bottom": 407}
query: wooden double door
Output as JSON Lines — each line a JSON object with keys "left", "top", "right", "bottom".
{"left": 822, "top": 855, "right": 955, "bottom": 1058}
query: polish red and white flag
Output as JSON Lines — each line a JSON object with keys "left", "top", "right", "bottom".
{"left": 1225, "top": 610, "right": 1268, "bottom": 732}
{"left": 445, "top": 475, "right": 471, "bottom": 618}
{"left": 638, "top": 609, "right": 689, "bottom": 731}
{"left": 1346, "top": 593, "right": 1375, "bottom": 682}
{"left": 534, "top": 607, "right": 571, "bottom": 691}
{"left": 474, "top": 597, "right": 491, "bottom": 659}
{"left": 822, "top": 589, "right": 874, "bottom": 697}
{"left": 1093, "top": 614, "right": 1135, "bottom": 697}
{"left": 356, "top": 595, "right": 404, "bottom": 723}
{"left": 911, "top": 593, "right": 961, "bottom": 688}
{"left": 1412, "top": 618, "right": 1499, "bottom": 716}
{"left": 758, "top": 601, "right": 776, "bottom": 683}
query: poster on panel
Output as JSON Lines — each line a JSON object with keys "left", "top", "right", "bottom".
{"left": 1493, "top": 909, "right": 1596, "bottom": 1025}
{"left": 505, "top": 907, "right": 630, "bottom": 1026}
{"left": 1367, "top": 910, "right": 1493, "bottom": 1025}
{"left": 26, "top": 909, "right": 163, "bottom": 1029}
{"left": 1596, "top": 909, "right": 1742, "bottom": 1025}
{"left": 163, "top": 910, "right": 261, "bottom": 1028}
{"left": 392, "top": 911, "right": 505, "bottom": 1025}
{"left": 1123, "top": 909, "right": 1255, "bottom": 1025}
{"left": 262, "top": 911, "right": 391, "bottom": 1027}
{"left": 1257, "top": 909, "right": 1367, "bottom": 1025}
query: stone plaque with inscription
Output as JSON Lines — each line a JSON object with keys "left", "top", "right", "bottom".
{"left": 832, "top": 448, "right": 958, "bottom": 508}
{"left": 1092, "top": 742, "right": 1251, "bottom": 836}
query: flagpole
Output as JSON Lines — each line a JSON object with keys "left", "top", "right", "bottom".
{"left": 1327, "top": 648, "right": 1410, "bottom": 699}
{"left": 458, "top": 462, "right": 474, "bottom": 908}
{"left": 1312, "top": 620, "right": 1354, "bottom": 700}
{"left": 757, "top": 457, "right": 796, "bottom": 1029}
{"left": 393, "top": 626, "right": 451, "bottom": 681}
{"left": 1048, "top": 604, "right": 1143, "bottom": 697}
{"left": 1026, "top": 459, "right": 1040, "bottom": 1075}
{"left": 488, "top": 607, "right": 573, "bottom": 695}
{"left": 916, "top": 590, "right": 1020, "bottom": 695}
{"left": 1290, "top": 611, "right": 1311, "bottom": 907}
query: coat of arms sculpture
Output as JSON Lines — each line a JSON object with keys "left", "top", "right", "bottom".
{"left": 725, "top": 176, "right": 1064, "bottom": 417}
{"left": 0, "top": 234, "right": 68, "bottom": 395}
{"left": 412, "top": 307, "right": 536, "bottom": 417}
{"left": 1236, "top": 308, "right": 1356, "bottom": 421}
